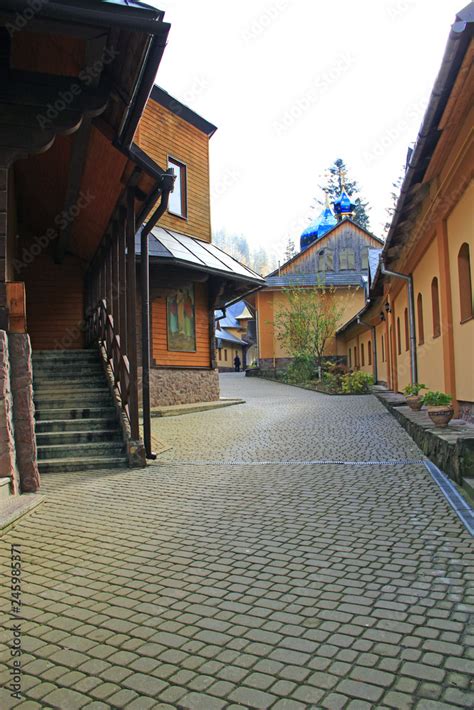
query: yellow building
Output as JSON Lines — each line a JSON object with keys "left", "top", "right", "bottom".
{"left": 338, "top": 4, "right": 474, "bottom": 420}
{"left": 255, "top": 196, "right": 383, "bottom": 369}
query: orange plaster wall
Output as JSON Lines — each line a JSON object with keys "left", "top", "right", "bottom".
{"left": 392, "top": 285, "right": 411, "bottom": 392}
{"left": 447, "top": 181, "right": 474, "bottom": 402}
{"left": 411, "top": 234, "right": 445, "bottom": 393}
{"left": 256, "top": 290, "right": 275, "bottom": 360}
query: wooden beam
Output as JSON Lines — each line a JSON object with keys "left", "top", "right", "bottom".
{"left": 118, "top": 208, "right": 127, "bottom": 355}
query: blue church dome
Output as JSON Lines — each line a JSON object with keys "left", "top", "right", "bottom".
{"left": 300, "top": 199, "right": 337, "bottom": 250}
{"left": 333, "top": 189, "right": 355, "bottom": 218}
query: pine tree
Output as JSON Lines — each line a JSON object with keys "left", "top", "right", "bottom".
{"left": 284, "top": 237, "right": 297, "bottom": 263}
{"left": 318, "top": 158, "right": 371, "bottom": 230}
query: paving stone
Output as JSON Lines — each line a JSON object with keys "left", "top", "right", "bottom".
{"left": 229, "top": 686, "right": 277, "bottom": 708}
{"left": 41, "top": 687, "right": 90, "bottom": 709}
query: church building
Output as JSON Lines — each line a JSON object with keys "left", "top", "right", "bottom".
{"left": 254, "top": 185, "right": 383, "bottom": 369}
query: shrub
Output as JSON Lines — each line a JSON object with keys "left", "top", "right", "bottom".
{"left": 341, "top": 371, "right": 374, "bottom": 394}
{"left": 421, "top": 390, "right": 452, "bottom": 407}
{"left": 285, "top": 354, "right": 316, "bottom": 384}
{"left": 403, "top": 383, "right": 427, "bottom": 396}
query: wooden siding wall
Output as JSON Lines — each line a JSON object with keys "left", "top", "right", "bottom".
{"left": 151, "top": 282, "right": 211, "bottom": 367}
{"left": 282, "top": 222, "right": 381, "bottom": 275}
{"left": 137, "top": 100, "right": 212, "bottom": 242}
{"left": 23, "top": 253, "right": 85, "bottom": 350}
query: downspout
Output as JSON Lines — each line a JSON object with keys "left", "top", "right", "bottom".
{"left": 381, "top": 264, "right": 418, "bottom": 385}
{"left": 357, "top": 316, "right": 378, "bottom": 383}
{"left": 140, "top": 168, "right": 175, "bottom": 459}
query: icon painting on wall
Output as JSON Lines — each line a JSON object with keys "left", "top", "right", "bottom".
{"left": 167, "top": 285, "right": 196, "bottom": 352}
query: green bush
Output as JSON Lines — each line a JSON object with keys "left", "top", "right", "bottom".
{"left": 421, "top": 390, "right": 452, "bottom": 407}
{"left": 285, "top": 354, "right": 316, "bottom": 383}
{"left": 403, "top": 383, "right": 426, "bottom": 396}
{"left": 341, "top": 371, "right": 374, "bottom": 394}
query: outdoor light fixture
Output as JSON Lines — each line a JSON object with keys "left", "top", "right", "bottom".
{"left": 384, "top": 301, "right": 392, "bottom": 314}
{"left": 380, "top": 311, "right": 386, "bottom": 322}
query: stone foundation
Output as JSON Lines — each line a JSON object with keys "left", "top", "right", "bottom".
{"left": 144, "top": 368, "right": 220, "bottom": 407}
{"left": 0, "top": 331, "right": 39, "bottom": 494}
{"left": 0, "top": 330, "right": 18, "bottom": 493}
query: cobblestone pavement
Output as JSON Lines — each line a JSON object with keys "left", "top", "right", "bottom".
{"left": 1, "top": 374, "right": 473, "bottom": 710}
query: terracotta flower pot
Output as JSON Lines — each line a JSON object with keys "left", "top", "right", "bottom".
{"left": 427, "top": 406, "right": 454, "bottom": 428}
{"left": 406, "top": 395, "right": 423, "bottom": 411}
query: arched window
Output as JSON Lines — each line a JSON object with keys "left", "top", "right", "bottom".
{"left": 361, "top": 343, "right": 365, "bottom": 366}
{"left": 458, "top": 243, "right": 473, "bottom": 322}
{"left": 381, "top": 334, "right": 385, "bottom": 362}
{"left": 354, "top": 346, "right": 358, "bottom": 368}
{"left": 431, "top": 277, "right": 441, "bottom": 338}
{"left": 348, "top": 348, "right": 352, "bottom": 368}
{"left": 404, "top": 308, "right": 409, "bottom": 351}
{"left": 368, "top": 341, "right": 372, "bottom": 365}
{"left": 397, "top": 317, "right": 401, "bottom": 355}
{"left": 417, "top": 293, "right": 424, "bottom": 345}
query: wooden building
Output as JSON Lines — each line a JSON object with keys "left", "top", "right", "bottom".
{"left": 255, "top": 196, "right": 383, "bottom": 369}
{"left": 337, "top": 4, "right": 474, "bottom": 420}
{"left": 0, "top": 0, "right": 263, "bottom": 503}
{"left": 134, "top": 89, "right": 264, "bottom": 406}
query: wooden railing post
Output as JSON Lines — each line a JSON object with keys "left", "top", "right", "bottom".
{"left": 118, "top": 208, "right": 127, "bottom": 355}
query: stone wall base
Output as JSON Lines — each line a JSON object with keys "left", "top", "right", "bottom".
{"left": 458, "top": 401, "right": 474, "bottom": 424}
{"left": 144, "top": 368, "right": 220, "bottom": 408}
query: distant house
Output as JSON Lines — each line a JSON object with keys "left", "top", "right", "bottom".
{"left": 215, "top": 301, "right": 257, "bottom": 371}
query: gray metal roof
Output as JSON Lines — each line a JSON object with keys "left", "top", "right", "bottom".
{"left": 266, "top": 273, "right": 366, "bottom": 288}
{"left": 368, "top": 249, "right": 382, "bottom": 282}
{"left": 136, "top": 227, "right": 265, "bottom": 285}
{"left": 215, "top": 328, "right": 247, "bottom": 345}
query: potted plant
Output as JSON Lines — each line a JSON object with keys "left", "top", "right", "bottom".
{"left": 421, "top": 391, "right": 454, "bottom": 428}
{"left": 403, "top": 383, "right": 427, "bottom": 411}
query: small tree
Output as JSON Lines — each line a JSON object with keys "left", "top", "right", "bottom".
{"left": 273, "top": 285, "right": 350, "bottom": 379}
{"left": 318, "top": 158, "right": 371, "bottom": 230}
{"left": 284, "top": 237, "right": 297, "bottom": 263}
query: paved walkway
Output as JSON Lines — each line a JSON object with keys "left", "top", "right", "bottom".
{"left": 1, "top": 375, "right": 473, "bottom": 709}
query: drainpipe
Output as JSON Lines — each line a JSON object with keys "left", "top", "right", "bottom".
{"left": 381, "top": 264, "right": 418, "bottom": 385}
{"left": 140, "top": 169, "right": 175, "bottom": 459}
{"left": 357, "top": 316, "right": 378, "bottom": 383}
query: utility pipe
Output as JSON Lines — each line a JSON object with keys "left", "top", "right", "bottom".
{"left": 357, "top": 316, "right": 378, "bottom": 383}
{"left": 381, "top": 264, "right": 418, "bottom": 385}
{"left": 140, "top": 169, "right": 175, "bottom": 459}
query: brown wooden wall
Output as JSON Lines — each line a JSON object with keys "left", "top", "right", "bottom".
{"left": 136, "top": 100, "right": 212, "bottom": 242}
{"left": 151, "top": 282, "right": 211, "bottom": 367}
{"left": 23, "top": 253, "right": 85, "bottom": 350}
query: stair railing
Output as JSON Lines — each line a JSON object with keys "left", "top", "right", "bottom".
{"left": 87, "top": 299, "right": 132, "bottom": 433}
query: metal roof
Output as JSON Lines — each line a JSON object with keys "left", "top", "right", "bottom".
{"left": 136, "top": 227, "right": 265, "bottom": 285}
{"left": 265, "top": 273, "right": 366, "bottom": 288}
{"left": 215, "top": 328, "right": 247, "bottom": 346}
{"left": 368, "top": 248, "right": 382, "bottom": 282}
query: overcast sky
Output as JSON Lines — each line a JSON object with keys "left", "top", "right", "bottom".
{"left": 150, "top": 0, "right": 463, "bottom": 261}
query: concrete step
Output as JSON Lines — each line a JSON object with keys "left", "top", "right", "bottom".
{"left": 33, "top": 355, "right": 99, "bottom": 366}
{"left": 35, "top": 406, "right": 117, "bottom": 421}
{"left": 36, "top": 417, "right": 119, "bottom": 433}
{"left": 34, "top": 392, "right": 112, "bottom": 408}
{"left": 33, "top": 365, "right": 104, "bottom": 376}
{"left": 36, "top": 429, "right": 122, "bottom": 447}
{"left": 33, "top": 349, "right": 97, "bottom": 358}
{"left": 0, "top": 478, "right": 12, "bottom": 502}
{"left": 33, "top": 382, "right": 110, "bottom": 395}
{"left": 37, "top": 441, "right": 125, "bottom": 461}
{"left": 38, "top": 457, "right": 128, "bottom": 474}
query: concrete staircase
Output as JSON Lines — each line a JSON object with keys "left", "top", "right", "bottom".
{"left": 33, "top": 350, "right": 128, "bottom": 474}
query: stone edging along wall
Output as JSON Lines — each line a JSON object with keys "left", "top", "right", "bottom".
{"left": 375, "top": 393, "right": 474, "bottom": 485}
{"left": 142, "top": 367, "right": 220, "bottom": 407}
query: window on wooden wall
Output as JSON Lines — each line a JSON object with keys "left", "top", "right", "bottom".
{"left": 368, "top": 341, "right": 372, "bottom": 365}
{"left": 431, "top": 277, "right": 441, "bottom": 338}
{"left": 339, "top": 248, "right": 355, "bottom": 271}
{"left": 397, "top": 317, "right": 401, "bottom": 355}
{"left": 361, "top": 343, "right": 365, "bottom": 366}
{"left": 168, "top": 157, "right": 187, "bottom": 218}
{"left": 326, "top": 250, "right": 334, "bottom": 271}
{"left": 404, "top": 308, "right": 409, "bottom": 351}
{"left": 417, "top": 293, "right": 424, "bottom": 345}
{"left": 458, "top": 243, "right": 473, "bottom": 323}
{"left": 361, "top": 248, "right": 369, "bottom": 270}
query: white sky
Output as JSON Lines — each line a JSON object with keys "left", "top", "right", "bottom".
{"left": 150, "top": 0, "right": 463, "bottom": 261}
